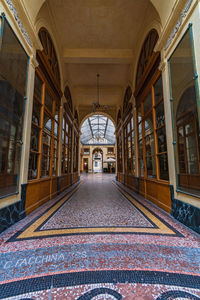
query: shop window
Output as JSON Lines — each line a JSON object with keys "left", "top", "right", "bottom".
{"left": 117, "top": 131, "right": 123, "bottom": 173}
{"left": 61, "top": 111, "right": 72, "bottom": 175}
{"left": 28, "top": 73, "right": 60, "bottom": 180}
{"left": 137, "top": 75, "right": 169, "bottom": 180}
{"left": 124, "top": 116, "right": 135, "bottom": 175}
{"left": 169, "top": 27, "right": 200, "bottom": 194}
{"left": 0, "top": 17, "right": 29, "bottom": 197}
{"left": 73, "top": 129, "right": 79, "bottom": 172}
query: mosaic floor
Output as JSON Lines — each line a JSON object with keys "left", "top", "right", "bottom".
{"left": 0, "top": 173, "right": 199, "bottom": 299}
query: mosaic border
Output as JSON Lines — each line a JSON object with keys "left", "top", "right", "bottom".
{"left": 6, "top": 180, "right": 184, "bottom": 241}
{"left": 0, "top": 270, "right": 199, "bottom": 299}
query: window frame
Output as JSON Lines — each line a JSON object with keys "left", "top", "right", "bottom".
{"left": 136, "top": 71, "right": 169, "bottom": 182}
{"left": 28, "top": 69, "right": 60, "bottom": 181}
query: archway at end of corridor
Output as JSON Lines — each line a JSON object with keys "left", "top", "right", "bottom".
{"left": 80, "top": 114, "right": 116, "bottom": 174}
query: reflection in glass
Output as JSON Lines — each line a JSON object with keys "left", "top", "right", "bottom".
{"left": 34, "top": 74, "right": 43, "bottom": 101}
{"left": 28, "top": 153, "right": 38, "bottom": 180}
{"left": 0, "top": 18, "right": 28, "bottom": 197}
{"left": 144, "top": 93, "right": 152, "bottom": 115}
{"left": 169, "top": 28, "right": 200, "bottom": 194}
{"left": 157, "top": 127, "right": 167, "bottom": 153}
{"left": 154, "top": 76, "right": 163, "bottom": 104}
{"left": 158, "top": 154, "right": 169, "bottom": 180}
{"left": 30, "top": 127, "right": 39, "bottom": 151}
{"left": 32, "top": 101, "right": 41, "bottom": 126}
{"left": 45, "top": 90, "right": 53, "bottom": 112}
{"left": 156, "top": 101, "right": 165, "bottom": 128}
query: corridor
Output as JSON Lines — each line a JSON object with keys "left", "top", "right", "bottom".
{"left": 0, "top": 174, "right": 199, "bottom": 299}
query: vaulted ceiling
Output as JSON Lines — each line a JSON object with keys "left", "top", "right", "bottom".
{"left": 34, "top": 0, "right": 162, "bottom": 111}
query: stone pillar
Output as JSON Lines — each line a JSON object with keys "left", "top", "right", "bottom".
{"left": 159, "top": 59, "right": 177, "bottom": 189}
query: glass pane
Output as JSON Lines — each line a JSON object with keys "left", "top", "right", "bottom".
{"left": 0, "top": 19, "right": 28, "bottom": 196}
{"left": 41, "top": 155, "right": 50, "bottom": 178}
{"left": 156, "top": 101, "right": 165, "bottom": 128}
{"left": 158, "top": 154, "right": 169, "bottom": 180}
{"left": 145, "top": 113, "right": 153, "bottom": 136}
{"left": 62, "top": 130, "right": 65, "bottom": 142}
{"left": 66, "top": 122, "right": 69, "bottom": 133}
{"left": 178, "top": 127, "right": 186, "bottom": 173}
{"left": 52, "top": 139, "right": 57, "bottom": 176}
{"left": 45, "top": 90, "right": 53, "bottom": 113}
{"left": 169, "top": 28, "right": 200, "bottom": 194}
{"left": 55, "top": 102, "right": 59, "bottom": 116}
{"left": 131, "top": 117, "right": 134, "bottom": 130}
{"left": 30, "top": 127, "right": 40, "bottom": 152}
{"left": 138, "top": 105, "right": 142, "bottom": 121}
{"left": 34, "top": 74, "right": 43, "bottom": 101}
{"left": 138, "top": 123, "right": 142, "bottom": 140}
{"left": 186, "top": 134, "right": 198, "bottom": 174}
{"left": 54, "top": 121, "right": 58, "bottom": 137}
{"left": 154, "top": 76, "right": 163, "bottom": 104}
{"left": 43, "top": 114, "right": 52, "bottom": 133}
{"left": 127, "top": 123, "right": 130, "bottom": 134}
{"left": 157, "top": 126, "right": 167, "bottom": 153}
{"left": 185, "top": 121, "right": 194, "bottom": 135}
{"left": 42, "top": 132, "right": 51, "bottom": 150}
{"left": 28, "top": 153, "right": 38, "bottom": 180}
{"left": 144, "top": 92, "right": 152, "bottom": 115}
{"left": 32, "top": 100, "right": 41, "bottom": 126}
{"left": 146, "top": 155, "right": 156, "bottom": 178}
{"left": 139, "top": 140, "right": 144, "bottom": 176}
{"left": 145, "top": 133, "right": 155, "bottom": 156}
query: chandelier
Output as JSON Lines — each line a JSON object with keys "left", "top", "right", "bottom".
{"left": 92, "top": 74, "right": 108, "bottom": 112}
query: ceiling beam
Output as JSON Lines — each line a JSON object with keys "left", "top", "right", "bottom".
{"left": 88, "top": 118, "right": 94, "bottom": 138}
{"left": 63, "top": 48, "right": 134, "bottom": 64}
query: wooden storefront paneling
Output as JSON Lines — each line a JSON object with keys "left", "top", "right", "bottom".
{"left": 124, "top": 174, "right": 137, "bottom": 192}
{"left": 117, "top": 172, "right": 123, "bottom": 184}
{"left": 60, "top": 174, "right": 71, "bottom": 192}
{"left": 138, "top": 178, "right": 171, "bottom": 213}
{"left": 51, "top": 177, "right": 58, "bottom": 199}
{"left": 26, "top": 178, "right": 51, "bottom": 215}
{"left": 72, "top": 172, "right": 78, "bottom": 184}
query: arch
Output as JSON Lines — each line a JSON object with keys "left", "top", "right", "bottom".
{"left": 80, "top": 111, "right": 116, "bottom": 129}
{"left": 176, "top": 86, "right": 200, "bottom": 190}
{"left": 38, "top": 27, "right": 61, "bottom": 85}
{"left": 136, "top": 29, "right": 159, "bottom": 87}
{"left": 92, "top": 148, "right": 103, "bottom": 173}
{"left": 92, "top": 147, "right": 103, "bottom": 154}
{"left": 176, "top": 86, "right": 196, "bottom": 120}
{"left": 80, "top": 114, "right": 116, "bottom": 145}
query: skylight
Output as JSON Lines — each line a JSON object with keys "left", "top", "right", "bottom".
{"left": 81, "top": 115, "right": 115, "bottom": 145}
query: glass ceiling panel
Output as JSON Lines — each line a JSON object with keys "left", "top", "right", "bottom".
{"left": 81, "top": 114, "right": 115, "bottom": 145}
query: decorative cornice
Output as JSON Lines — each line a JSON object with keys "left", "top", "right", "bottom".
{"left": 5, "top": 0, "right": 32, "bottom": 47}
{"left": 164, "top": 0, "right": 193, "bottom": 50}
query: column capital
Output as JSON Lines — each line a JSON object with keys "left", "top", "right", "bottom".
{"left": 30, "top": 55, "right": 38, "bottom": 69}
{"left": 159, "top": 60, "right": 167, "bottom": 72}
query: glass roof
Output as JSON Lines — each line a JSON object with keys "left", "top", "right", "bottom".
{"left": 81, "top": 115, "right": 115, "bottom": 145}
